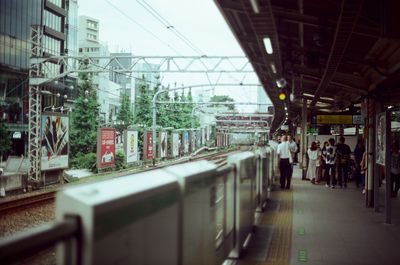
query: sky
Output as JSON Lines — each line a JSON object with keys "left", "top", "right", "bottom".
{"left": 78, "top": 0, "right": 270, "bottom": 111}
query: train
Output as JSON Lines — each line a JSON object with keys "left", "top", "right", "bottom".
{"left": 55, "top": 145, "right": 279, "bottom": 265}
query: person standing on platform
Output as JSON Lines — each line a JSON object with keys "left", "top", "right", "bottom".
{"left": 321, "top": 141, "right": 329, "bottom": 181}
{"left": 353, "top": 138, "right": 365, "bottom": 188}
{"left": 288, "top": 135, "right": 298, "bottom": 176}
{"left": 325, "top": 138, "right": 337, "bottom": 188}
{"left": 307, "top": 142, "right": 320, "bottom": 184}
{"left": 391, "top": 143, "right": 400, "bottom": 197}
{"left": 277, "top": 135, "right": 292, "bottom": 189}
{"left": 336, "top": 136, "right": 352, "bottom": 188}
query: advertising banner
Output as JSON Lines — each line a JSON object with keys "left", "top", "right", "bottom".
{"left": 41, "top": 113, "right": 69, "bottom": 171}
{"left": 124, "top": 130, "right": 138, "bottom": 164}
{"left": 376, "top": 112, "right": 387, "bottom": 166}
{"left": 145, "top": 131, "right": 154, "bottom": 160}
{"left": 97, "top": 128, "right": 116, "bottom": 169}
{"left": 197, "top": 129, "right": 201, "bottom": 147}
{"left": 184, "top": 131, "right": 189, "bottom": 154}
{"left": 201, "top": 128, "right": 205, "bottom": 145}
{"left": 159, "top": 131, "right": 168, "bottom": 158}
{"left": 172, "top": 132, "right": 180, "bottom": 157}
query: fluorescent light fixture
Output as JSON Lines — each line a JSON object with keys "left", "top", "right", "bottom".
{"left": 270, "top": 62, "right": 277, "bottom": 74}
{"left": 263, "top": 37, "right": 273, "bottom": 54}
{"left": 302, "top": 93, "right": 314, "bottom": 97}
{"left": 320, "top": 96, "right": 334, "bottom": 101}
{"left": 250, "top": 0, "right": 260, "bottom": 14}
{"left": 284, "top": 106, "right": 287, "bottom": 110}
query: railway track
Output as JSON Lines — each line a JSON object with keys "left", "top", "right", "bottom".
{"left": 0, "top": 191, "right": 56, "bottom": 215}
{"left": 0, "top": 148, "right": 242, "bottom": 214}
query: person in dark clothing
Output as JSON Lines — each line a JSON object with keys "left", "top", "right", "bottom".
{"left": 336, "top": 136, "right": 352, "bottom": 188}
{"left": 353, "top": 138, "right": 365, "bottom": 188}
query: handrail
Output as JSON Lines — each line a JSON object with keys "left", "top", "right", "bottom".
{"left": 0, "top": 215, "right": 81, "bottom": 264}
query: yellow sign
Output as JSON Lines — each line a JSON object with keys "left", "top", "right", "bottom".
{"left": 316, "top": 115, "right": 353, "bottom": 124}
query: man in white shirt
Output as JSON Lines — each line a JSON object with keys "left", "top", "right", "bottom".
{"left": 277, "top": 135, "right": 292, "bottom": 189}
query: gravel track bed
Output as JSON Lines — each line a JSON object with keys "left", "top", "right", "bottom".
{"left": 0, "top": 202, "right": 56, "bottom": 264}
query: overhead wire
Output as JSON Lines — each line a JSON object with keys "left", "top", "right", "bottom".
{"left": 136, "top": 0, "right": 206, "bottom": 56}
{"left": 103, "top": 0, "right": 182, "bottom": 55}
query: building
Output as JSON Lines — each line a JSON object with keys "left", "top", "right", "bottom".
{"left": 78, "top": 15, "right": 121, "bottom": 124}
{"left": 109, "top": 53, "right": 160, "bottom": 115}
{"left": 0, "top": 0, "right": 78, "bottom": 156}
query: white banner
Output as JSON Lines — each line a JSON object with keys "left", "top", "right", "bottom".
{"left": 184, "top": 131, "right": 189, "bottom": 153}
{"left": 124, "top": 130, "right": 139, "bottom": 163}
{"left": 160, "top": 131, "right": 168, "bottom": 158}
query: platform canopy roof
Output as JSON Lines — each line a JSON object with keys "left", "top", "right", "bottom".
{"left": 215, "top": 0, "right": 400, "bottom": 132}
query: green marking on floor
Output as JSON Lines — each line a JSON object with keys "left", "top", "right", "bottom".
{"left": 298, "top": 227, "right": 305, "bottom": 235}
{"left": 297, "top": 208, "right": 304, "bottom": 214}
{"left": 298, "top": 250, "right": 308, "bottom": 262}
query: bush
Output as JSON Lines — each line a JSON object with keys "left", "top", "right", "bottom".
{"left": 115, "top": 150, "right": 126, "bottom": 170}
{"left": 71, "top": 152, "right": 97, "bottom": 172}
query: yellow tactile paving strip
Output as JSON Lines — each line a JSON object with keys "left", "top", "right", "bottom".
{"left": 238, "top": 184, "right": 294, "bottom": 265}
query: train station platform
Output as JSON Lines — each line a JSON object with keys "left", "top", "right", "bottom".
{"left": 238, "top": 167, "right": 400, "bottom": 265}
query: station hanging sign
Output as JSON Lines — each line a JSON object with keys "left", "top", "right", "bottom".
{"left": 41, "top": 113, "right": 69, "bottom": 171}
{"left": 316, "top": 115, "right": 364, "bottom": 125}
{"left": 124, "top": 130, "right": 138, "bottom": 164}
{"left": 97, "top": 128, "right": 116, "bottom": 169}
{"left": 145, "top": 131, "right": 153, "bottom": 160}
{"left": 159, "top": 131, "right": 168, "bottom": 158}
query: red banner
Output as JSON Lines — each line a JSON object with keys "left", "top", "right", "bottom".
{"left": 97, "top": 128, "right": 116, "bottom": 168}
{"left": 146, "top": 131, "right": 153, "bottom": 160}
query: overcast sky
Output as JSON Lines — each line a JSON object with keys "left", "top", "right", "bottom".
{"left": 78, "top": 0, "right": 270, "bottom": 111}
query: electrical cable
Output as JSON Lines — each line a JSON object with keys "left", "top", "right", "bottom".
{"left": 136, "top": 0, "right": 206, "bottom": 56}
{"left": 103, "top": 0, "right": 182, "bottom": 55}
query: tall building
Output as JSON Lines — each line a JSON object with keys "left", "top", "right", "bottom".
{"left": 78, "top": 15, "right": 121, "bottom": 124}
{"left": 0, "top": 0, "right": 78, "bottom": 156}
{"left": 257, "top": 85, "right": 270, "bottom": 112}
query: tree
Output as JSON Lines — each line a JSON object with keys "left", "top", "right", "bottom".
{"left": 70, "top": 59, "right": 100, "bottom": 156}
{"left": 0, "top": 119, "right": 11, "bottom": 162}
{"left": 116, "top": 91, "right": 133, "bottom": 132}
{"left": 210, "top": 95, "right": 235, "bottom": 111}
{"left": 133, "top": 76, "right": 152, "bottom": 127}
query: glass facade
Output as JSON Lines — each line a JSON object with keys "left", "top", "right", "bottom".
{"left": 0, "top": 0, "right": 42, "bottom": 69}
{"left": 44, "top": 10, "right": 62, "bottom": 32}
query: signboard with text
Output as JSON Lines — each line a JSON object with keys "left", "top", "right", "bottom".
{"left": 172, "top": 132, "right": 180, "bottom": 157}
{"left": 41, "top": 113, "right": 69, "bottom": 171}
{"left": 145, "top": 131, "right": 153, "bottom": 160}
{"left": 124, "top": 130, "right": 138, "bottom": 164}
{"left": 97, "top": 128, "right": 116, "bottom": 169}
{"left": 159, "top": 131, "right": 168, "bottom": 158}
{"left": 376, "top": 112, "right": 386, "bottom": 166}
{"left": 316, "top": 115, "right": 364, "bottom": 125}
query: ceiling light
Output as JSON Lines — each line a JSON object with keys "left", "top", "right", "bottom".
{"left": 270, "top": 62, "right": 277, "bottom": 74}
{"left": 302, "top": 93, "right": 314, "bottom": 97}
{"left": 263, "top": 37, "right": 273, "bottom": 54}
{"left": 319, "top": 96, "right": 334, "bottom": 101}
{"left": 250, "top": 0, "right": 260, "bottom": 14}
{"left": 284, "top": 106, "right": 287, "bottom": 110}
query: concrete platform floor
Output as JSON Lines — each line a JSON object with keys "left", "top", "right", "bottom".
{"left": 237, "top": 166, "right": 400, "bottom": 265}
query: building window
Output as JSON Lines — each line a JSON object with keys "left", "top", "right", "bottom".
{"left": 87, "top": 20, "right": 98, "bottom": 30}
{"left": 87, "top": 33, "right": 97, "bottom": 41}
{"left": 44, "top": 10, "right": 61, "bottom": 32}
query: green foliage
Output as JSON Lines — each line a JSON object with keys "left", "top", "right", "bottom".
{"left": 133, "top": 76, "right": 152, "bottom": 127}
{"left": 116, "top": 91, "right": 133, "bottom": 132}
{"left": 70, "top": 152, "right": 97, "bottom": 172}
{"left": 0, "top": 119, "right": 11, "bottom": 160}
{"left": 70, "top": 59, "right": 100, "bottom": 156}
{"left": 210, "top": 95, "right": 235, "bottom": 110}
{"left": 115, "top": 150, "right": 126, "bottom": 170}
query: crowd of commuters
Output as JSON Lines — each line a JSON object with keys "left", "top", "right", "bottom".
{"left": 274, "top": 133, "right": 400, "bottom": 198}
